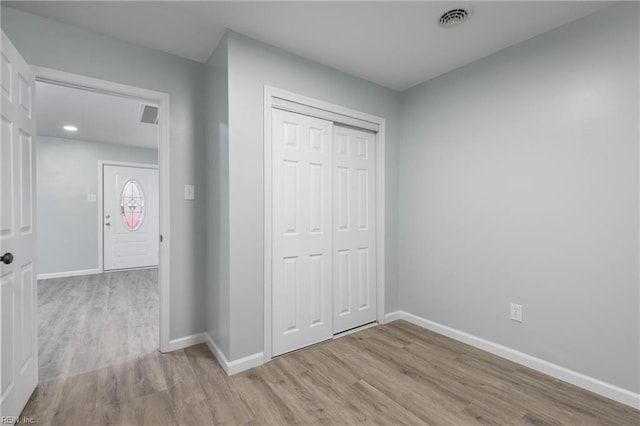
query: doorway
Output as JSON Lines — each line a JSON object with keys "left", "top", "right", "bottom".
{"left": 33, "top": 80, "right": 162, "bottom": 383}
{"left": 33, "top": 66, "right": 171, "bottom": 355}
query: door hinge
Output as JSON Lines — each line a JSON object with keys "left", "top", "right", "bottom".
{"left": 160, "top": 234, "right": 163, "bottom": 243}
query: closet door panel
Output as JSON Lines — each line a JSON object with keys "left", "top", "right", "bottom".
{"left": 272, "top": 109, "right": 333, "bottom": 356}
{"left": 333, "top": 125, "right": 376, "bottom": 334}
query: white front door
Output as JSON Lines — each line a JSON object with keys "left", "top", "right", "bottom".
{"left": 0, "top": 31, "right": 38, "bottom": 421}
{"left": 103, "top": 164, "right": 159, "bottom": 271}
{"left": 271, "top": 109, "right": 334, "bottom": 356}
{"left": 333, "top": 125, "right": 377, "bottom": 334}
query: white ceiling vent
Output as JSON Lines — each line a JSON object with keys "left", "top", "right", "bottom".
{"left": 139, "top": 104, "right": 159, "bottom": 124}
{"left": 439, "top": 8, "right": 470, "bottom": 28}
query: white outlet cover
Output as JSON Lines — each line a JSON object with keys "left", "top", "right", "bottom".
{"left": 87, "top": 194, "right": 97, "bottom": 202}
{"left": 184, "top": 184, "right": 195, "bottom": 200}
{"left": 510, "top": 303, "right": 523, "bottom": 322}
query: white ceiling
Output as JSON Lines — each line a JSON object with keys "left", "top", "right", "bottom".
{"left": 36, "top": 82, "right": 158, "bottom": 149}
{"left": 8, "top": 2, "right": 609, "bottom": 91}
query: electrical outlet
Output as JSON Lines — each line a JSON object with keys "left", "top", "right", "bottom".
{"left": 510, "top": 303, "right": 523, "bottom": 322}
{"left": 87, "top": 194, "right": 97, "bottom": 202}
{"left": 184, "top": 184, "right": 195, "bottom": 200}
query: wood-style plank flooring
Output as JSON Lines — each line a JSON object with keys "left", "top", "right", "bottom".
{"left": 37, "top": 269, "right": 158, "bottom": 382}
{"left": 25, "top": 271, "right": 639, "bottom": 425}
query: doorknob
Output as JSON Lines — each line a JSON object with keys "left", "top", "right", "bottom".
{"left": 1, "top": 253, "right": 13, "bottom": 265}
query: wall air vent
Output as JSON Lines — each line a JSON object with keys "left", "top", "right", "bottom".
{"left": 139, "top": 104, "right": 159, "bottom": 124}
{"left": 439, "top": 8, "right": 469, "bottom": 28}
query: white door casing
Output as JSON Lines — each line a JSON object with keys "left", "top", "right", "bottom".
{"left": 0, "top": 31, "right": 38, "bottom": 420}
{"left": 103, "top": 164, "right": 159, "bottom": 271}
{"left": 271, "top": 109, "right": 334, "bottom": 356}
{"left": 33, "top": 67, "right": 170, "bottom": 352}
{"left": 333, "top": 125, "right": 377, "bottom": 334}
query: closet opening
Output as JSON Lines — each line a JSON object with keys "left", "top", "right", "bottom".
{"left": 263, "top": 87, "right": 386, "bottom": 361}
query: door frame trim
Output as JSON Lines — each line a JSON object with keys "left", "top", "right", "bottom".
{"left": 263, "top": 86, "right": 386, "bottom": 362}
{"left": 98, "top": 160, "right": 159, "bottom": 273}
{"left": 32, "top": 66, "right": 172, "bottom": 353}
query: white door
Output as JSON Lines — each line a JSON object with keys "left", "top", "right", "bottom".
{"left": 333, "top": 125, "right": 376, "bottom": 334}
{"left": 0, "top": 31, "right": 38, "bottom": 421}
{"left": 103, "top": 164, "right": 159, "bottom": 271}
{"left": 272, "top": 109, "right": 334, "bottom": 356}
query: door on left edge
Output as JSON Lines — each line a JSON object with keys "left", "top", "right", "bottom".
{"left": 1, "top": 31, "right": 38, "bottom": 421}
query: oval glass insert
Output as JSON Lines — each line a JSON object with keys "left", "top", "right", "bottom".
{"left": 120, "top": 179, "right": 145, "bottom": 231}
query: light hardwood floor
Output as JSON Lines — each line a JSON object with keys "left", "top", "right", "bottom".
{"left": 24, "top": 272, "right": 638, "bottom": 425}
{"left": 36, "top": 269, "right": 158, "bottom": 383}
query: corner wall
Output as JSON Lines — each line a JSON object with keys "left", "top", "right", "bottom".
{"left": 398, "top": 3, "right": 639, "bottom": 393}
{"left": 204, "top": 35, "right": 231, "bottom": 359}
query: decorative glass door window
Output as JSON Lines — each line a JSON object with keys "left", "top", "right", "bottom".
{"left": 120, "top": 179, "right": 145, "bottom": 231}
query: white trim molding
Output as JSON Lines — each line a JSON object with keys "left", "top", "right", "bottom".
{"left": 386, "top": 311, "right": 640, "bottom": 410}
{"left": 37, "top": 268, "right": 101, "bottom": 280}
{"left": 33, "top": 66, "right": 172, "bottom": 353}
{"left": 205, "top": 333, "right": 264, "bottom": 375}
{"left": 383, "top": 310, "right": 403, "bottom": 324}
{"left": 263, "top": 86, "right": 386, "bottom": 363}
{"left": 168, "top": 333, "right": 207, "bottom": 352}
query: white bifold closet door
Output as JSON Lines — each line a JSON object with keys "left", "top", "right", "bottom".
{"left": 332, "top": 125, "right": 376, "bottom": 334}
{"left": 272, "top": 109, "right": 334, "bottom": 356}
{"left": 272, "top": 109, "right": 376, "bottom": 356}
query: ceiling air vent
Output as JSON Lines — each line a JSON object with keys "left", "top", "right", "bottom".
{"left": 439, "top": 8, "right": 469, "bottom": 28}
{"left": 139, "top": 104, "right": 159, "bottom": 124}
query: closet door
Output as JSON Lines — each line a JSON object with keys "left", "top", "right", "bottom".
{"left": 272, "top": 109, "right": 333, "bottom": 356}
{"left": 333, "top": 125, "right": 376, "bottom": 334}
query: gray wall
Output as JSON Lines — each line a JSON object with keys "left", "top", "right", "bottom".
{"left": 2, "top": 7, "right": 206, "bottom": 340}
{"left": 36, "top": 136, "right": 157, "bottom": 275}
{"left": 398, "top": 3, "right": 639, "bottom": 393}
{"left": 205, "top": 36, "right": 231, "bottom": 357}
{"left": 225, "top": 31, "right": 400, "bottom": 360}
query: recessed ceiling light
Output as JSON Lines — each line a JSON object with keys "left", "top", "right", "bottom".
{"left": 63, "top": 125, "right": 78, "bottom": 132}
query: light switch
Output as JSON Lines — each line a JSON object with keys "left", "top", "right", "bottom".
{"left": 87, "top": 194, "right": 97, "bottom": 202}
{"left": 184, "top": 184, "right": 195, "bottom": 200}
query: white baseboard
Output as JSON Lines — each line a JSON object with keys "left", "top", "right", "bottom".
{"left": 383, "top": 310, "right": 403, "bottom": 323}
{"left": 37, "top": 268, "right": 101, "bottom": 280}
{"left": 168, "top": 333, "right": 207, "bottom": 352}
{"left": 386, "top": 311, "right": 640, "bottom": 410}
{"left": 205, "top": 333, "right": 263, "bottom": 376}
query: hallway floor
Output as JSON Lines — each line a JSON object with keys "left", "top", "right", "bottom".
{"left": 37, "top": 269, "right": 158, "bottom": 383}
